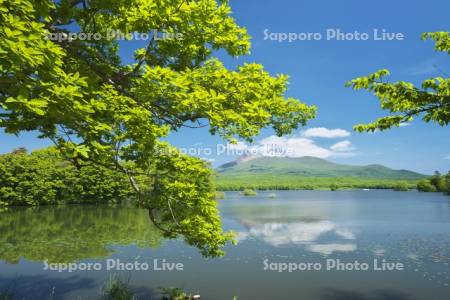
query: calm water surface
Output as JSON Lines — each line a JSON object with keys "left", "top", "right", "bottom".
{"left": 1, "top": 190, "right": 450, "bottom": 300}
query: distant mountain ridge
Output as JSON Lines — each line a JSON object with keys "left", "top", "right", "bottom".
{"left": 217, "top": 156, "right": 426, "bottom": 180}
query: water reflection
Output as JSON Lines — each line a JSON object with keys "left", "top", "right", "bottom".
{"left": 308, "top": 243, "right": 357, "bottom": 255}
{"left": 0, "top": 205, "right": 162, "bottom": 264}
{"left": 229, "top": 198, "right": 357, "bottom": 255}
{"left": 1, "top": 190, "right": 450, "bottom": 299}
{"left": 236, "top": 220, "right": 357, "bottom": 254}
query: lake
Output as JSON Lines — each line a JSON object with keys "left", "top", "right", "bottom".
{"left": 1, "top": 190, "right": 450, "bottom": 300}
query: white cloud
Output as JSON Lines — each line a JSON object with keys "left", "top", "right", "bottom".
{"left": 257, "top": 136, "right": 332, "bottom": 158}
{"left": 399, "top": 122, "right": 411, "bottom": 127}
{"left": 223, "top": 134, "right": 356, "bottom": 159}
{"left": 330, "top": 140, "right": 355, "bottom": 152}
{"left": 221, "top": 127, "right": 358, "bottom": 159}
{"left": 302, "top": 127, "right": 350, "bottom": 139}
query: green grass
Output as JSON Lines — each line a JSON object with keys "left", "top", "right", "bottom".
{"left": 215, "top": 174, "right": 419, "bottom": 191}
{"left": 393, "top": 181, "right": 410, "bottom": 191}
{"left": 0, "top": 279, "right": 212, "bottom": 300}
{"left": 215, "top": 191, "right": 226, "bottom": 199}
{"left": 159, "top": 287, "right": 187, "bottom": 300}
{"left": 241, "top": 188, "right": 257, "bottom": 196}
{"left": 102, "top": 275, "right": 135, "bottom": 300}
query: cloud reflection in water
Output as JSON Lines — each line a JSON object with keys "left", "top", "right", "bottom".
{"left": 237, "top": 220, "right": 357, "bottom": 255}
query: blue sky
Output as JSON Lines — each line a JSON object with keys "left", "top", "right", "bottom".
{"left": 1, "top": 0, "right": 449, "bottom": 174}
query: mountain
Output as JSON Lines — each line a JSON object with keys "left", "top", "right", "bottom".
{"left": 217, "top": 156, "right": 426, "bottom": 180}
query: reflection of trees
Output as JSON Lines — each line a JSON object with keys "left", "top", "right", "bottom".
{"left": 0, "top": 206, "right": 162, "bottom": 264}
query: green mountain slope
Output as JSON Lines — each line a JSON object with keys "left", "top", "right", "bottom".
{"left": 217, "top": 156, "right": 426, "bottom": 180}
{"left": 215, "top": 156, "right": 427, "bottom": 190}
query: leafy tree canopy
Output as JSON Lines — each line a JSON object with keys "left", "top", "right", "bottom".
{"left": 0, "top": 0, "right": 316, "bottom": 256}
{"left": 418, "top": 171, "right": 450, "bottom": 194}
{"left": 346, "top": 32, "right": 450, "bottom": 132}
{"left": 0, "top": 147, "right": 134, "bottom": 207}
